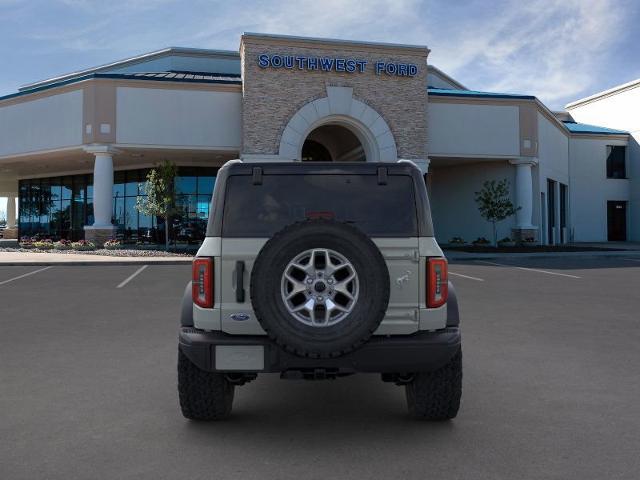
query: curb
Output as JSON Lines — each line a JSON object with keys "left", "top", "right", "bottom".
{"left": 0, "top": 259, "right": 193, "bottom": 266}
{"left": 445, "top": 251, "right": 640, "bottom": 261}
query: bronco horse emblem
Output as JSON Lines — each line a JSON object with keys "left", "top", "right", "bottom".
{"left": 396, "top": 270, "right": 412, "bottom": 288}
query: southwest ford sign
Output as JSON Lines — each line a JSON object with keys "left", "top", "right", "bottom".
{"left": 257, "top": 54, "right": 418, "bottom": 77}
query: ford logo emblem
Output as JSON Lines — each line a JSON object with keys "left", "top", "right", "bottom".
{"left": 230, "top": 313, "right": 251, "bottom": 321}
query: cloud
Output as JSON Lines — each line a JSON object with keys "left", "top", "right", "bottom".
{"left": 180, "top": 0, "right": 634, "bottom": 108}
{"left": 1, "top": 0, "right": 636, "bottom": 108}
{"left": 187, "top": 0, "right": 428, "bottom": 47}
{"left": 425, "top": 0, "right": 632, "bottom": 108}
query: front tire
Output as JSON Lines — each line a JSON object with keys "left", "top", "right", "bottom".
{"left": 405, "top": 348, "right": 462, "bottom": 420}
{"left": 178, "top": 348, "right": 235, "bottom": 420}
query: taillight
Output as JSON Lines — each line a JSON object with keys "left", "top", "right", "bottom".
{"left": 192, "top": 257, "right": 214, "bottom": 308}
{"left": 427, "top": 257, "right": 448, "bottom": 308}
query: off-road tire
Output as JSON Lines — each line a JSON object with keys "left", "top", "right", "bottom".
{"left": 178, "top": 348, "right": 235, "bottom": 420}
{"left": 251, "top": 219, "right": 390, "bottom": 359}
{"left": 405, "top": 348, "right": 462, "bottom": 420}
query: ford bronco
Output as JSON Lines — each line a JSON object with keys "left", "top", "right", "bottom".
{"left": 178, "top": 160, "right": 462, "bottom": 420}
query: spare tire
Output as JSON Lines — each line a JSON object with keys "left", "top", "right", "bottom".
{"left": 250, "top": 219, "right": 390, "bottom": 358}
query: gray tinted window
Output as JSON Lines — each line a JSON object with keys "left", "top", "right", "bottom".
{"left": 222, "top": 174, "right": 418, "bottom": 237}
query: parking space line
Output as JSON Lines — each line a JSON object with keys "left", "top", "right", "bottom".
{"left": 0, "top": 266, "right": 52, "bottom": 286}
{"left": 449, "top": 272, "right": 484, "bottom": 282}
{"left": 475, "top": 260, "right": 581, "bottom": 279}
{"left": 624, "top": 258, "right": 640, "bottom": 263}
{"left": 116, "top": 265, "right": 148, "bottom": 289}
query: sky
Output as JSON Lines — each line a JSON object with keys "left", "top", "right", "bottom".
{"left": 0, "top": 0, "right": 639, "bottom": 109}
{"left": 1, "top": 0, "right": 640, "bottom": 217}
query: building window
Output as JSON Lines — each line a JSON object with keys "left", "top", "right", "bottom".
{"left": 606, "top": 146, "right": 626, "bottom": 179}
{"left": 18, "top": 167, "right": 218, "bottom": 246}
{"left": 18, "top": 175, "right": 92, "bottom": 241}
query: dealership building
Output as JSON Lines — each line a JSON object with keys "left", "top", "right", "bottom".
{"left": 0, "top": 33, "right": 637, "bottom": 246}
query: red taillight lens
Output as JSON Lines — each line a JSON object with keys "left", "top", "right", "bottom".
{"left": 427, "top": 257, "right": 448, "bottom": 308}
{"left": 192, "top": 257, "right": 214, "bottom": 308}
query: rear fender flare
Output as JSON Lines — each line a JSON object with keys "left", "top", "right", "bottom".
{"left": 446, "top": 281, "right": 460, "bottom": 327}
{"left": 180, "top": 282, "right": 194, "bottom": 327}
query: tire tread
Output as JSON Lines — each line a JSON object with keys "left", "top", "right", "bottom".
{"left": 178, "top": 349, "right": 235, "bottom": 420}
{"left": 406, "top": 348, "right": 462, "bottom": 420}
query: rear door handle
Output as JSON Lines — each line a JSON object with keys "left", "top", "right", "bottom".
{"left": 235, "top": 261, "right": 245, "bottom": 303}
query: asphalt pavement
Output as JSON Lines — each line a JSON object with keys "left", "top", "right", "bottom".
{"left": 1, "top": 257, "right": 639, "bottom": 480}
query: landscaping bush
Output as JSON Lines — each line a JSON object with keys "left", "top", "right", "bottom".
{"left": 19, "top": 237, "right": 34, "bottom": 249}
{"left": 449, "top": 236, "right": 466, "bottom": 245}
{"left": 472, "top": 237, "right": 491, "bottom": 245}
{"left": 53, "top": 239, "right": 73, "bottom": 250}
{"left": 497, "top": 237, "right": 516, "bottom": 247}
{"left": 103, "top": 239, "right": 122, "bottom": 250}
{"left": 71, "top": 240, "right": 96, "bottom": 251}
{"left": 33, "top": 239, "right": 54, "bottom": 250}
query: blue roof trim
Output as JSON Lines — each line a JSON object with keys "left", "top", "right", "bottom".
{"left": 428, "top": 87, "right": 536, "bottom": 100}
{"left": 562, "top": 121, "right": 628, "bottom": 135}
{"left": 0, "top": 72, "right": 242, "bottom": 102}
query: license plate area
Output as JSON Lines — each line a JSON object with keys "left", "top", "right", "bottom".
{"left": 215, "top": 345, "right": 265, "bottom": 371}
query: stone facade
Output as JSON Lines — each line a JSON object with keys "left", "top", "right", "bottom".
{"left": 240, "top": 34, "right": 429, "bottom": 160}
{"left": 2, "top": 227, "right": 18, "bottom": 239}
{"left": 511, "top": 228, "right": 538, "bottom": 243}
{"left": 84, "top": 227, "right": 116, "bottom": 247}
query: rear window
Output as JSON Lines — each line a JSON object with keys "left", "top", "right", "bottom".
{"left": 222, "top": 174, "right": 418, "bottom": 237}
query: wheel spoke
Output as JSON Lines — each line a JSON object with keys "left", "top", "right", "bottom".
{"left": 326, "top": 298, "right": 348, "bottom": 314}
{"left": 291, "top": 297, "right": 314, "bottom": 313}
{"left": 291, "top": 262, "right": 313, "bottom": 275}
{"left": 285, "top": 282, "right": 307, "bottom": 299}
{"left": 322, "top": 305, "right": 331, "bottom": 325}
{"left": 333, "top": 272, "right": 356, "bottom": 299}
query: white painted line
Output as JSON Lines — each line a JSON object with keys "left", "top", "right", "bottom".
{"left": 0, "top": 266, "right": 52, "bottom": 286}
{"left": 116, "top": 265, "right": 148, "bottom": 289}
{"left": 475, "top": 260, "right": 509, "bottom": 268}
{"left": 623, "top": 258, "right": 640, "bottom": 263}
{"left": 449, "top": 272, "right": 484, "bottom": 282}
{"left": 475, "top": 260, "right": 581, "bottom": 279}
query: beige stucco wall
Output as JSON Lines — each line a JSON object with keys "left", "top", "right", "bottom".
{"left": 0, "top": 90, "right": 83, "bottom": 157}
{"left": 427, "top": 102, "right": 520, "bottom": 157}
{"left": 116, "top": 86, "right": 242, "bottom": 148}
{"left": 240, "top": 35, "right": 429, "bottom": 160}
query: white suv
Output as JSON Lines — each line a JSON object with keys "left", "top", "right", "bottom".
{"left": 178, "top": 161, "right": 462, "bottom": 420}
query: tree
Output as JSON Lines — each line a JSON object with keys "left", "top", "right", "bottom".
{"left": 136, "top": 160, "right": 178, "bottom": 250}
{"left": 474, "top": 179, "right": 520, "bottom": 246}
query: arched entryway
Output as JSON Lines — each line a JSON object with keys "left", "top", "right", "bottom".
{"left": 301, "top": 124, "right": 366, "bottom": 162}
{"left": 278, "top": 86, "right": 398, "bottom": 163}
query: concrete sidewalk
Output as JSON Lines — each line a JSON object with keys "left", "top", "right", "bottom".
{"left": 444, "top": 249, "right": 640, "bottom": 261}
{"left": 0, "top": 251, "right": 193, "bottom": 266}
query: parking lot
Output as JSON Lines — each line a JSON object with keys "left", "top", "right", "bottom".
{"left": 1, "top": 257, "right": 640, "bottom": 479}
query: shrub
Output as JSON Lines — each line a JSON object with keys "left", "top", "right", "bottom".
{"left": 19, "top": 236, "right": 34, "bottom": 249}
{"left": 103, "top": 239, "right": 122, "bottom": 250}
{"left": 472, "top": 237, "right": 491, "bottom": 245}
{"left": 71, "top": 240, "right": 96, "bottom": 251}
{"left": 497, "top": 237, "right": 513, "bottom": 244}
{"left": 33, "top": 239, "right": 54, "bottom": 250}
{"left": 53, "top": 239, "right": 73, "bottom": 250}
{"left": 449, "top": 236, "right": 465, "bottom": 245}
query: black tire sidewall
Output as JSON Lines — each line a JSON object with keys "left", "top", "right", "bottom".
{"left": 251, "top": 220, "right": 390, "bottom": 358}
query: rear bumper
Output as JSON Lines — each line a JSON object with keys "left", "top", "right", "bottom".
{"left": 179, "top": 327, "right": 461, "bottom": 374}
